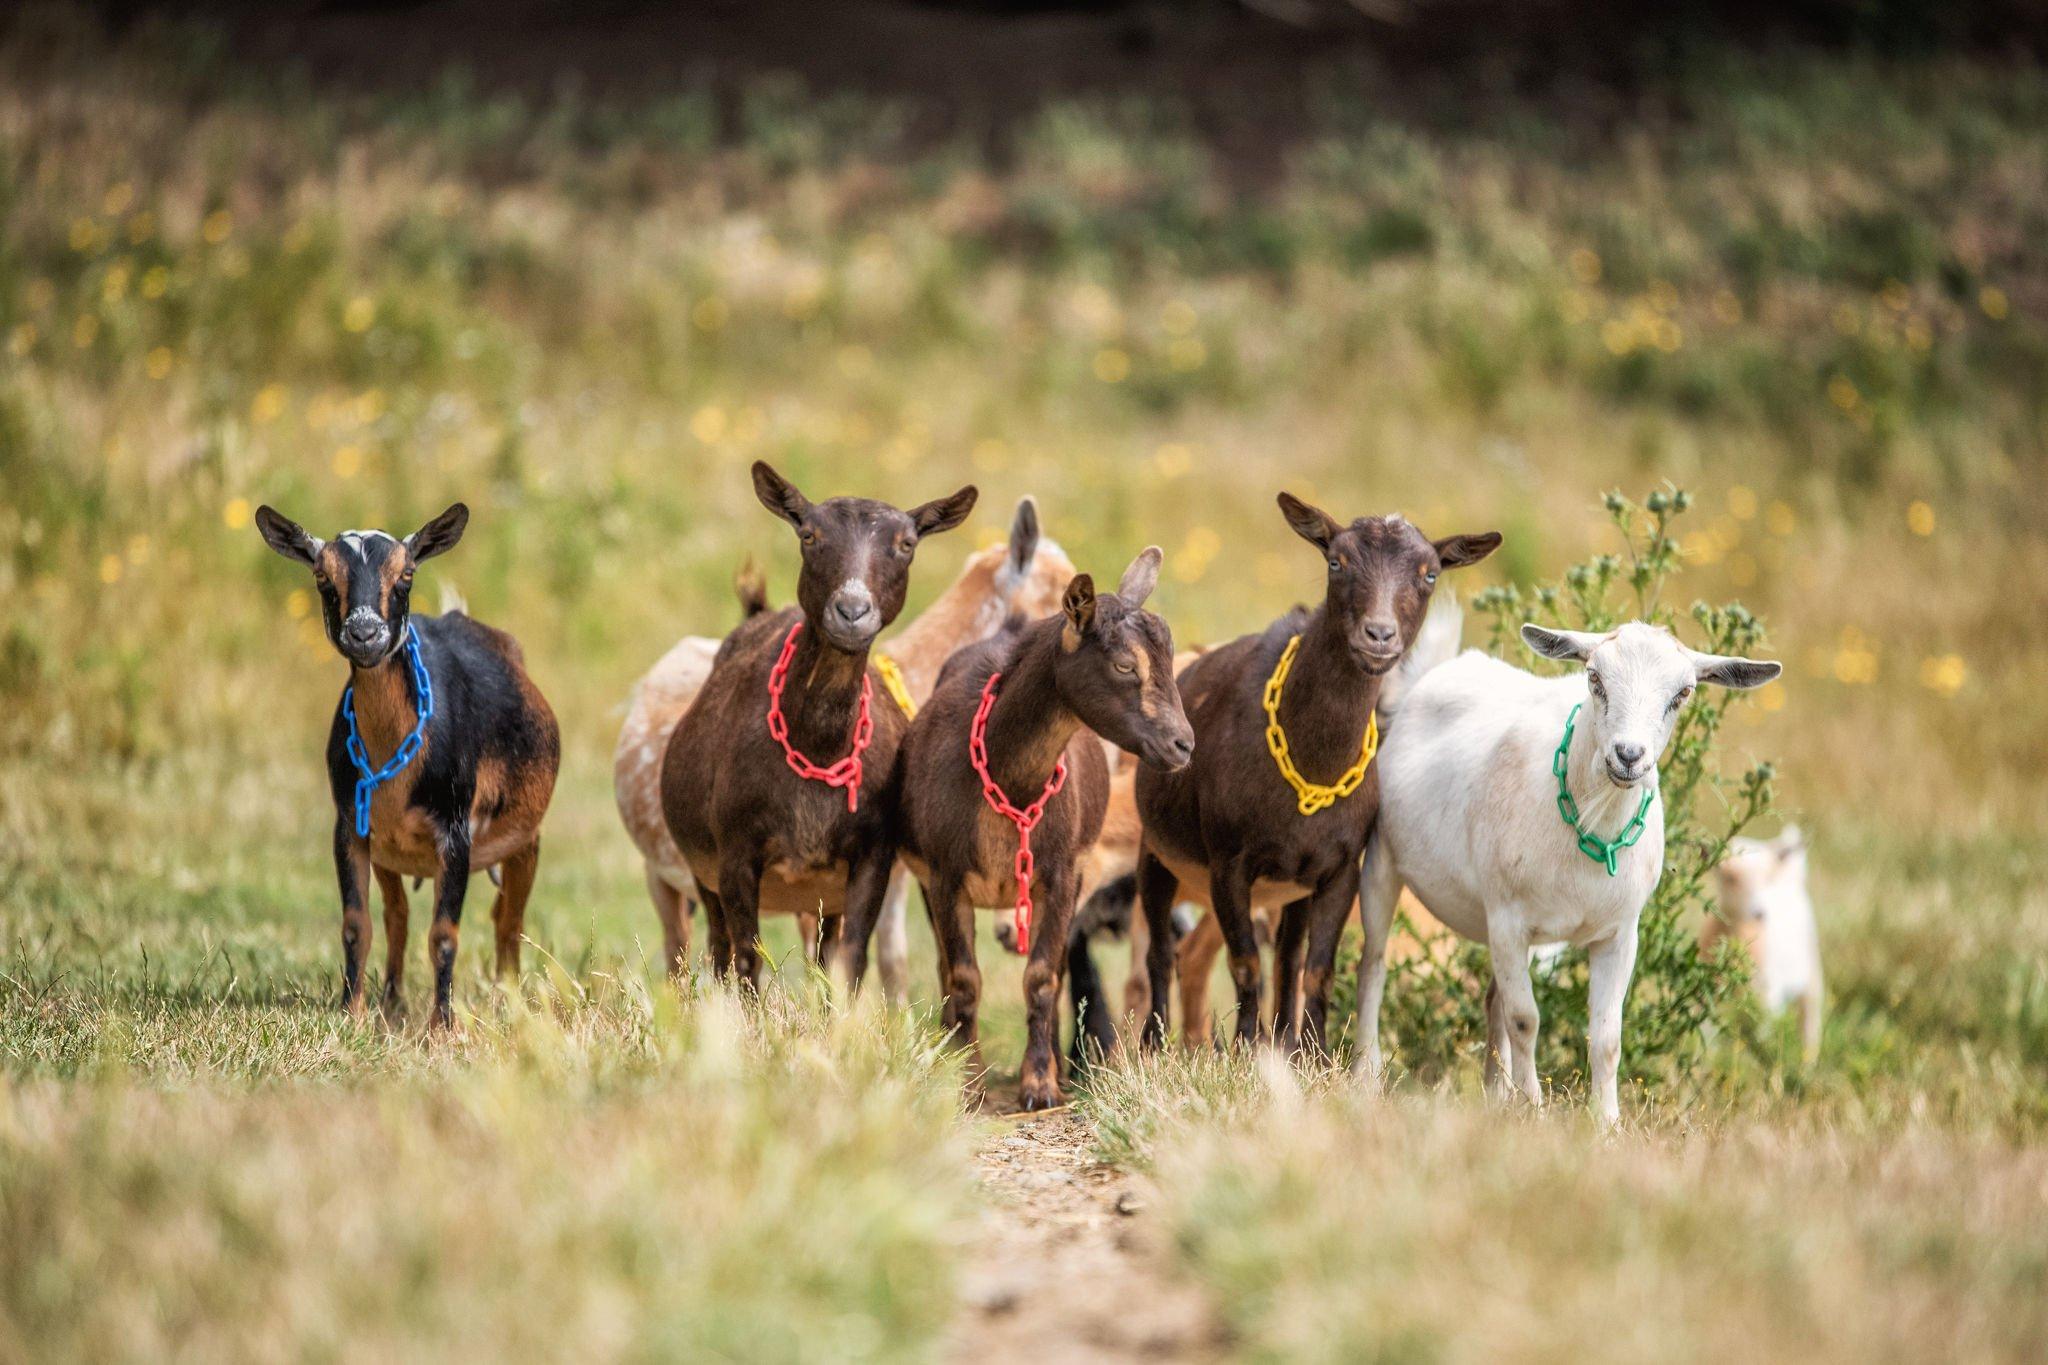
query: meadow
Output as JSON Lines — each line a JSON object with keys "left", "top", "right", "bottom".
{"left": 3, "top": 10, "right": 2046, "bottom": 1361}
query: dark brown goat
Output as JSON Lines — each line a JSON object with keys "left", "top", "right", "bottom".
{"left": 659, "top": 462, "right": 977, "bottom": 988}
{"left": 896, "top": 547, "right": 1193, "bottom": 1108}
{"left": 1133, "top": 496, "right": 1499, "bottom": 1053}
{"left": 255, "top": 504, "right": 560, "bottom": 1028}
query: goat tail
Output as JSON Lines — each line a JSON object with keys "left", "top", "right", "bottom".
{"left": 1378, "top": 590, "right": 1463, "bottom": 724}
{"left": 734, "top": 556, "right": 770, "bottom": 620}
{"left": 436, "top": 581, "right": 470, "bottom": 617}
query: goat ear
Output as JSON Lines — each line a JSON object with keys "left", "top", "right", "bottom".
{"left": 1520, "top": 623, "right": 1603, "bottom": 662}
{"left": 1689, "top": 649, "right": 1782, "bottom": 690}
{"left": 1775, "top": 824, "right": 1807, "bottom": 868}
{"left": 1277, "top": 492, "right": 1342, "bottom": 551}
{"left": 1007, "top": 496, "right": 1041, "bottom": 576}
{"left": 752, "top": 461, "right": 811, "bottom": 529}
{"left": 910, "top": 485, "right": 979, "bottom": 538}
{"left": 1062, "top": 573, "right": 1097, "bottom": 637}
{"left": 406, "top": 502, "right": 469, "bottom": 562}
{"left": 1434, "top": 531, "right": 1503, "bottom": 569}
{"left": 1117, "top": 546, "right": 1162, "bottom": 607}
{"left": 254, "top": 505, "right": 322, "bottom": 565}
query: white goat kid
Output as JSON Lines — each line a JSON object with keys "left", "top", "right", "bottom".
{"left": 1709, "top": 827, "right": 1823, "bottom": 1060}
{"left": 1357, "top": 621, "right": 1781, "bottom": 1125}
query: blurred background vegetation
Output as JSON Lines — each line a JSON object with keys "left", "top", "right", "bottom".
{"left": 2, "top": 3, "right": 2045, "bottom": 1356}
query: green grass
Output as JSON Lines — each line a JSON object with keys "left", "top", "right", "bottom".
{"left": 4, "top": 12, "right": 2047, "bottom": 1361}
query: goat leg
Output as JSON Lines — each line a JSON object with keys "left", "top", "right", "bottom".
{"left": 1136, "top": 847, "right": 1180, "bottom": 1049}
{"left": 714, "top": 853, "right": 765, "bottom": 991}
{"left": 1295, "top": 860, "right": 1362, "bottom": 1058}
{"left": 1208, "top": 857, "right": 1265, "bottom": 1047}
{"left": 1019, "top": 867, "right": 1080, "bottom": 1111}
{"left": 333, "top": 818, "right": 374, "bottom": 1015}
{"left": 427, "top": 830, "right": 472, "bottom": 1030}
{"left": 1585, "top": 920, "right": 1639, "bottom": 1128}
{"left": 830, "top": 843, "right": 895, "bottom": 993}
{"left": 374, "top": 865, "right": 409, "bottom": 1017}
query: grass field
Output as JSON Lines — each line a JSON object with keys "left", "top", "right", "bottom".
{"left": 3, "top": 10, "right": 2046, "bottom": 1361}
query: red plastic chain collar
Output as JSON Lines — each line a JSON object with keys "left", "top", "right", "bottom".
{"left": 765, "top": 620, "right": 875, "bottom": 813}
{"left": 968, "top": 671, "right": 1069, "bottom": 955}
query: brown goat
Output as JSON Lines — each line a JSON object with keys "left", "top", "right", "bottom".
{"left": 896, "top": 548, "right": 1193, "bottom": 1109}
{"left": 615, "top": 498, "right": 1074, "bottom": 990}
{"left": 659, "top": 462, "right": 977, "bottom": 988}
{"left": 1133, "top": 495, "right": 1499, "bottom": 1053}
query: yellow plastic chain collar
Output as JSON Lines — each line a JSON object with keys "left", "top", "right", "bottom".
{"left": 874, "top": 653, "right": 918, "bottom": 719}
{"left": 1262, "top": 634, "right": 1380, "bottom": 816}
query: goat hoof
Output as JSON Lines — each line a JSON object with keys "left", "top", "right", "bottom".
{"left": 1018, "top": 1077, "right": 1064, "bottom": 1111}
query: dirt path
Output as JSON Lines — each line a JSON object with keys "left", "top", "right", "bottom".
{"left": 943, "top": 1089, "right": 1229, "bottom": 1364}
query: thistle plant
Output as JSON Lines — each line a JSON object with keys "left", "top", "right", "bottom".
{"left": 1346, "top": 486, "right": 1779, "bottom": 1093}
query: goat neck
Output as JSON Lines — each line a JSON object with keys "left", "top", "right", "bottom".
{"left": 1275, "top": 605, "right": 1384, "bottom": 776}
{"left": 783, "top": 620, "right": 875, "bottom": 759}
{"left": 980, "top": 621, "right": 1080, "bottom": 798}
{"left": 1562, "top": 693, "right": 1657, "bottom": 839}
{"left": 348, "top": 634, "right": 421, "bottom": 762}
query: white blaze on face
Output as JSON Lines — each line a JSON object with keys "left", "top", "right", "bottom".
{"left": 1585, "top": 624, "right": 1696, "bottom": 775}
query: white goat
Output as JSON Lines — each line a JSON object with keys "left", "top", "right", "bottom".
{"left": 1357, "top": 619, "right": 1781, "bottom": 1125}
{"left": 1708, "top": 827, "right": 1823, "bottom": 1060}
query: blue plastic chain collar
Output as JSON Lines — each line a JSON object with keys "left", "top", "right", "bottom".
{"left": 342, "top": 632, "right": 434, "bottom": 838}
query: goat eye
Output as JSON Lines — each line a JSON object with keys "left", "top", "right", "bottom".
{"left": 1423, "top": 568, "right": 1439, "bottom": 585}
{"left": 1328, "top": 558, "right": 1341, "bottom": 575}
{"left": 1113, "top": 660, "right": 1136, "bottom": 675}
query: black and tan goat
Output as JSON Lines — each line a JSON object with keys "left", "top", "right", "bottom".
{"left": 255, "top": 503, "right": 560, "bottom": 1027}
{"left": 660, "top": 462, "right": 978, "bottom": 989}
{"left": 895, "top": 548, "right": 1193, "bottom": 1109}
{"left": 1134, "top": 496, "right": 1499, "bottom": 1053}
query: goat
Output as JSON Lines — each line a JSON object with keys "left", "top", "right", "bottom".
{"left": 659, "top": 463, "right": 976, "bottom": 989}
{"left": 895, "top": 548, "right": 1194, "bottom": 1109}
{"left": 1169, "top": 593, "right": 1465, "bottom": 1045}
{"left": 254, "top": 503, "right": 560, "bottom": 1028}
{"left": 615, "top": 497, "right": 1072, "bottom": 993}
{"left": 1356, "top": 619, "right": 1780, "bottom": 1125}
{"left": 1134, "top": 496, "right": 1500, "bottom": 1053}
{"left": 1708, "top": 826, "right": 1823, "bottom": 1060}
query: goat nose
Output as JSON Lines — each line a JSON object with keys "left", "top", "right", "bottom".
{"left": 1613, "top": 742, "right": 1646, "bottom": 768}
{"left": 1169, "top": 735, "right": 1195, "bottom": 761}
{"left": 1361, "top": 621, "right": 1398, "bottom": 646}
{"left": 345, "top": 618, "right": 381, "bottom": 644}
{"left": 830, "top": 596, "right": 875, "bottom": 627}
